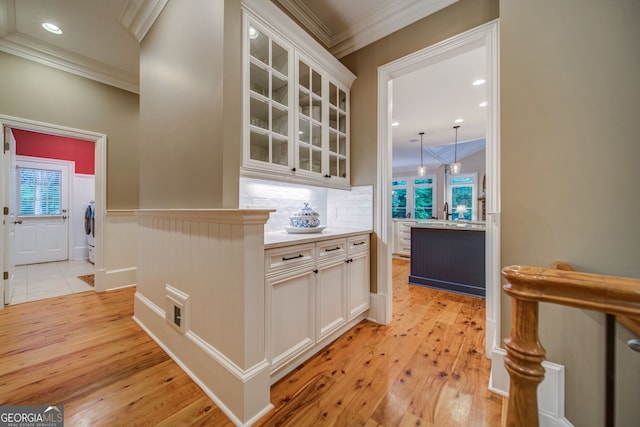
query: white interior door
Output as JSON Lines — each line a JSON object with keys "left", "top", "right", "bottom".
{"left": 14, "top": 157, "right": 70, "bottom": 265}
{"left": 2, "top": 127, "right": 17, "bottom": 304}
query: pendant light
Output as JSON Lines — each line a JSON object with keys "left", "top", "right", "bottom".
{"left": 417, "top": 132, "right": 426, "bottom": 176}
{"left": 450, "top": 125, "right": 461, "bottom": 175}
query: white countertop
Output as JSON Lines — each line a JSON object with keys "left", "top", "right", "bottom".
{"left": 412, "top": 220, "right": 486, "bottom": 231}
{"left": 264, "top": 227, "right": 372, "bottom": 249}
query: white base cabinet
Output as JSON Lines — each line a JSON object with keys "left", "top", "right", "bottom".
{"left": 347, "top": 235, "right": 370, "bottom": 319}
{"left": 393, "top": 220, "right": 416, "bottom": 257}
{"left": 265, "top": 233, "right": 369, "bottom": 380}
{"left": 267, "top": 269, "right": 315, "bottom": 369}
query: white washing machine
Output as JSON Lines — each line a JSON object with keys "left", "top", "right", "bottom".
{"left": 84, "top": 201, "right": 95, "bottom": 264}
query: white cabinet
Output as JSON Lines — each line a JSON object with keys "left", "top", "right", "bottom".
{"left": 394, "top": 220, "right": 416, "bottom": 257}
{"left": 265, "top": 233, "right": 369, "bottom": 378}
{"left": 295, "top": 54, "right": 350, "bottom": 186}
{"left": 242, "top": 8, "right": 355, "bottom": 188}
{"left": 315, "top": 239, "right": 347, "bottom": 341}
{"left": 346, "top": 235, "right": 370, "bottom": 319}
{"left": 245, "top": 19, "right": 293, "bottom": 172}
{"left": 267, "top": 269, "right": 315, "bottom": 370}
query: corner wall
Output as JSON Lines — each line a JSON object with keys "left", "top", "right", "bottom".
{"left": 500, "top": 0, "right": 640, "bottom": 425}
{"left": 139, "top": 0, "right": 241, "bottom": 209}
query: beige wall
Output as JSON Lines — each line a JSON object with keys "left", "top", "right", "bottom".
{"left": 501, "top": 0, "right": 640, "bottom": 425}
{"left": 0, "top": 52, "right": 139, "bottom": 209}
{"left": 340, "top": 0, "right": 498, "bottom": 293}
{"left": 139, "top": 0, "right": 241, "bottom": 209}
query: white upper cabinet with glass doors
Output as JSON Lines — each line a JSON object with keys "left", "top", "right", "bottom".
{"left": 242, "top": 3, "right": 356, "bottom": 189}
{"left": 246, "top": 20, "right": 293, "bottom": 171}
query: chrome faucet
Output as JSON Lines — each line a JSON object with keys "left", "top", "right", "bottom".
{"left": 443, "top": 202, "right": 451, "bottom": 220}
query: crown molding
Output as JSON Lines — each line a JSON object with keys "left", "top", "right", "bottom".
{"left": 0, "top": 31, "right": 139, "bottom": 93}
{"left": 119, "top": 0, "right": 169, "bottom": 43}
{"left": 274, "top": 0, "right": 458, "bottom": 59}
{"left": 331, "top": 0, "right": 458, "bottom": 58}
{"left": 272, "top": 0, "right": 332, "bottom": 47}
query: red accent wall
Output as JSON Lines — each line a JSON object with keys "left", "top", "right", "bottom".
{"left": 13, "top": 129, "right": 95, "bottom": 175}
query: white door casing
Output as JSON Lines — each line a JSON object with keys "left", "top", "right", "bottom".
{"left": 2, "top": 127, "right": 17, "bottom": 304}
{"left": 376, "top": 21, "right": 501, "bottom": 355}
{"left": 0, "top": 115, "right": 106, "bottom": 301}
{"left": 14, "top": 157, "right": 71, "bottom": 265}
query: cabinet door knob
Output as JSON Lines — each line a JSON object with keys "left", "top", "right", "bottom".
{"left": 313, "top": 269, "right": 319, "bottom": 274}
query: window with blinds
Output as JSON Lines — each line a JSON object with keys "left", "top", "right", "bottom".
{"left": 18, "top": 167, "right": 62, "bottom": 216}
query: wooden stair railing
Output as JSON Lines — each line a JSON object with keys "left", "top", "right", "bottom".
{"left": 501, "top": 263, "right": 640, "bottom": 427}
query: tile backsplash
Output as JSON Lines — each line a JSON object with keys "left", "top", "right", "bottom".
{"left": 239, "top": 177, "right": 373, "bottom": 233}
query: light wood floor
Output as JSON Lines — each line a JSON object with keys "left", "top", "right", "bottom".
{"left": 0, "top": 258, "right": 502, "bottom": 426}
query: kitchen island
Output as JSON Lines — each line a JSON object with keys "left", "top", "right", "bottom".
{"left": 409, "top": 221, "right": 486, "bottom": 297}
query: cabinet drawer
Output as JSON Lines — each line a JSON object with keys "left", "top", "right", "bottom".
{"left": 317, "top": 238, "right": 347, "bottom": 262}
{"left": 398, "top": 245, "right": 411, "bottom": 254}
{"left": 396, "top": 221, "right": 415, "bottom": 232}
{"left": 397, "top": 228, "right": 412, "bottom": 238}
{"left": 266, "top": 243, "right": 315, "bottom": 274}
{"left": 347, "top": 234, "right": 369, "bottom": 254}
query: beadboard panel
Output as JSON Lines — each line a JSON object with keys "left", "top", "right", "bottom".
{"left": 95, "top": 210, "right": 137, "bottom": 292}
{"left": 134, "top": 209, "right": 274, "bottom": 425}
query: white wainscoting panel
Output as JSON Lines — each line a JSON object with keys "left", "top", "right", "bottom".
{"left": 490, "top": 347, "right": 573, "bottom": 427}
{"left": 95, "top": 210, "right": 137, "bottom": 292}
{"left": 72, "top": 174, "right": 95, "bottom": 260}
{"left": 134, "top": 209, "right": 274, "bottom": 426}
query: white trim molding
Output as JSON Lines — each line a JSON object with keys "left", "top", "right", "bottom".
{"left": 118, "top": 0, "right": 170, "bottom": 44}
{"left": 274, "top": 0, "right": 459, "bottom": 59}
{"left": 490, "top": 348, "right": 573, "bottom": 427}
{"left": 0, "top": 114, "right": 107, "bottom": 291}
{"left": 377, "top": 20, "right": 501, "bottom": 343}
{"left": 134, "top": 209, "right": 275, "bottom": 425}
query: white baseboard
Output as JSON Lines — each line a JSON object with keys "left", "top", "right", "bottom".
{"left": 72, "top": 245, "right": 89, "bottom": 260}
{"left": 490, "top": 347, "right": 573, "bottom": 427}
{"left": 133, "top": 291, "right": 273, "bottom": 426}
{"left": 95, "top": 267, "right": 136, "bottom": 292}
{"left": 366, "top": 292, "right": 389, "bottom": 325}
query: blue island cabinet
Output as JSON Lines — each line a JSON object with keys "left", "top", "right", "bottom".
{"left": 408, "top": 226, "right": 485, "bottom": 297}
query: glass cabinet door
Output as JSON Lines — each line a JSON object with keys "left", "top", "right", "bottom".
{"left": 247, "top": 22, "right": 291, "bottom": 168}
{"left": 328, "top": 82, "right": 348, "bottom": 179}
{"left": 297, "top": 60, "right": 323, "bottom": 175}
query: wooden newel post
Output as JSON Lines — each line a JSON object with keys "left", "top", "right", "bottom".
{"left": 503, "top": 297, "right": 546, "bottom": 427}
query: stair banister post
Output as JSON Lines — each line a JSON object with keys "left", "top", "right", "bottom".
{"left": 502, "top": 292, "right": 546, "bottom": 426}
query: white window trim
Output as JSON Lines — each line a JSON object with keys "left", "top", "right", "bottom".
{"left": 392, "top": 174, "right": 437, "bottom": 219}
{"left": 447, "top": 172, "right": 477, "bottom": 221}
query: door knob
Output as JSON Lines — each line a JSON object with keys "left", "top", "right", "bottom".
{"left": 14, "top": 220, "right": 22, "bottom": 224}
{"left": 62, "top": 216, "right": 67, "bottom": 220}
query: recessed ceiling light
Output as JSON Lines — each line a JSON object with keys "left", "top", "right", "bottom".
{"left": 454, "top": 118, "right": 464, "bottom": 123}
{"left": 472, "top": 79, "right": 486, "bottom": 86}
{"left": 392, "top": 121, "right": 399, "bottom": 127}
{"left": 479, "top": 101, "right": 487, "bottom": 107}
{"left": 42, "top": 22, "right": 63, "bottom": 35}
{"left": 249, "top": 26, "right": 258, "bottom": 39}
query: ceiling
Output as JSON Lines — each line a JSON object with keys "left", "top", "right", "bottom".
{"left": 0, "top": 0, "right": 484, "bottom": 170}
{"left": 391, "top": 46, "right": 487, "bottom": 172}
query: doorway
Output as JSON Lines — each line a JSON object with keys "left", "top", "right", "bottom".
{"left": 0, "top": 115, "right": 107, "bottom": 307}
{"left": 376, "top": 21, "right": 500, "bottom": 356}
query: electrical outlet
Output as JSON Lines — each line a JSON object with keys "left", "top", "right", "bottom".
{"left": 173, "top": 305, "right": 181, "bottom": 327}
{"left": 166, "top": 285, "right": 189, "bottom": 334}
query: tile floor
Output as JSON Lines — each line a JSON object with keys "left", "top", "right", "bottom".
{"left": 8, "top": 260, "right": 95, "bottom": 305}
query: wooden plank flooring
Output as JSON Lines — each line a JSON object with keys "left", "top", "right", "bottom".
{"left": 0, "top": 259, "right": 501, "bottom": 426}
